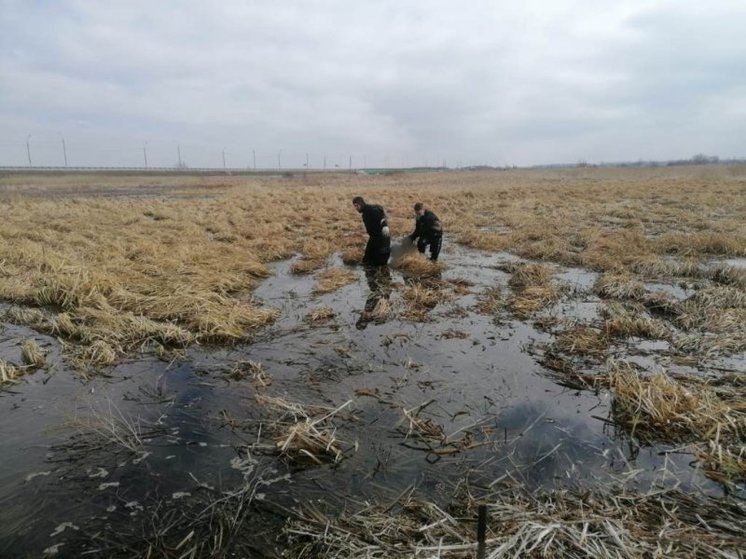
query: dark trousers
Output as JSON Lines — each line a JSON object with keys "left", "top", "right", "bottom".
{"left": 417, "top": 233, "right": 442, "bottom": 261}
{"left": 363, "top": 236, "right": 391, "bottom": 266}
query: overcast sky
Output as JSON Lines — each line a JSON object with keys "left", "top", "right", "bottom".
{"left": 1, "top": 0, "right": 745, "bottom": 168}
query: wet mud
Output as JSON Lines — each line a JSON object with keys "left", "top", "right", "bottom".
{"left": 0, "top": 242, "right": 741, "bottom": 557}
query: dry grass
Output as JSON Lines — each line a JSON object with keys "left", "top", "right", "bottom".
{"left": 505, "top": 262, "right": 559, "bottom": 318}
{"left": 224, "top": 359, "right": 272, "bottom": 386}
{"left": 282, "top": 479, "right": 746, "bottom": 558}
{"left": 0, "top": 358, "right": 19, "bottom": 384}
{"left": 2, "top": 166, "right": 745, "bottom": 372}
{"left": 673, "top": 331, "right": 746, "bottom": 357}
{"left": 340, "top": 245, "right": 364, "bottom": 265}
{"left": 21, "top": 339, "right": 47, "bottom": 368}
{"left": 255, "top": 395, "right": 354, "bottom": 465}
{"left": 290, "top": 258, "right": 326, "bottom": 275}
{"left": 400, "top": 281, "right": 447, "bottom": 321}
{"left": 675, "top": 286, "right": 746, "bottom": 331}
{"left": 4, "top": 306, "right": 54, "bottom": 332}
{"left": 601, "top": 302, "right": 672, "bottom": 340}
{"left": 71, "top": 340, "right": 118, "bottom": 369}
{"left": 313, "top": 268, "right": 357, "bottom": 294}
{"left": 607, "top": 359, "right": 745, "bottom": 445}
{"left": 697, "top": 441, "right": 746, "bottom": 484}
{"left": 394, "top": 252, "right": 445, "bottom": 277}
{"left": 594, "top": 272, "right": 646, "bottom": 300}
{"left": 306, "top": 306, "right": 336, "bottom": 322}
{"left": 552, "top": 324, "right": 608, "bottom": 356}
{"left": 476, "top": 287, "right": 503, "bottom": 315}
{"left": 370, "top": 296, "right": 394, "bottom": 321}
{"left": 398, "top": 400, "right": 445, "bottom": 442}
{"left": 69, "top": 398, "right": 146, "bottom": 454}
{"left": 401, "top": 282, "right": 442, "bottom": 308}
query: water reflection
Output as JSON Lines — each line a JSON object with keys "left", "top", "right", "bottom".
{"left": 356, "top": 265, "right": 392, "bottom": 330}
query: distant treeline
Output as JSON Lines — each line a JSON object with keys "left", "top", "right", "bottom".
{"left": 532, "top": 154, "right": 746, "bottom": 170}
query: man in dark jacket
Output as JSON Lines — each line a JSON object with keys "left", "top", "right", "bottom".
{"left": 352, "top": 196, "right": 391, "bottom": 266}
{"left": 409, "top": 202, "right": 443, "bottom": 261}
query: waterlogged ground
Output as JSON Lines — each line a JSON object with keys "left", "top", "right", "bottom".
{"left": 0, "top": 242, "right": 741, "bottom": 557}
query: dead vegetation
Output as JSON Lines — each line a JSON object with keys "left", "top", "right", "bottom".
{"left": 282, "top": 478, "right": 746, "bottom": 558}
{"left": 607, "top": 359, "right": 744, "bottom": 444}
{"left": 3, "top": 168, "right": 746, "bottom": 557}
{"left": 400, "top": 281, "right": 447, "bottom": 322}
{"left": 552, "top": 324, "right": 607, "bottom": 356}
{"left": 306, "top": 306, "right": 336, "bottom": 322}
{"left": 21, "top": 338, "right": 47, "bottom": 368}
{"left": 504, "top": 262, "right": 560, "bottom": 318}
{"left": 313, "top": 268, "right": 357, "bottom": 294}
{"left": 0, "top": 358, "right": 19, "bottom": 384}
{"left": 605, "top": 359, "right": 746, "bottom": 484}
{"left": 601, "top": 302, "right": 672, "bottom": 340}
{"left": 1, "top": 167, "right": 744, "bottom": 372}
{"left": 394, "top": 252, "right": 445, "bottom": 277}
{"left": 254, "top": 395, "right": 356, "bottom": 465}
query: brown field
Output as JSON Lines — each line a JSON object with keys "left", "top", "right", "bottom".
{"left": 2, "top": 166, "right": 743, "bottom": 367}
{"left": 1, "top": 166, "right": 745, "bottom": 557}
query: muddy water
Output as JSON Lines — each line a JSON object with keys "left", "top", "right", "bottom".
{"left": 0, "top": 244, "right": 729, "bottom": 557}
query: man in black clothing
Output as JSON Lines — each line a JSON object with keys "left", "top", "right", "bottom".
{"left": 409, "top": 202, "right": 443, "bottom": 261}
{"left": 352, "top": 196, "right": 391, "bottom": 266}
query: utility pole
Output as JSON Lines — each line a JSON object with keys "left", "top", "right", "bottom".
{"left": 222, "top": 149, "right": 226, "bottom": 169}
{"left": 143, "top": 143, "right": 148, "bottom": 169}
{"left": 278, "top": 150, "right": 282, "bottom": 170}
{"left": 252, "top": 149, "right": 256, "bottom": 170}
{"left": 26, "top": 135, "right": 32, "bottom": 167}
{"left": 61, "top": 136, "right": 68, "bottom": 167}
{"left": 349, "top": 154, "right": 352, "bottom": 171}
{"left": 177, "top": 144, "right": 182, "bottom": 168}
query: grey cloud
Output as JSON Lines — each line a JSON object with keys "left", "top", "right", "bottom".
{"left": 1, "top": 0, "right": 744, "bottom": 167}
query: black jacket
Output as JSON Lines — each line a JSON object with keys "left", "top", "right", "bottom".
{"left": 410, "top": 210, "right": 442, "bottom": 240}
{"left": 361, "top": 204, "right": 389, "bottom": 239}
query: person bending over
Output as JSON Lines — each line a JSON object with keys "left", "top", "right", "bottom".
{"left": 409, "top": 202, "right": 443, "bottom": 261}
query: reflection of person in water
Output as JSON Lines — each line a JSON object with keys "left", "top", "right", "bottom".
{"left": 356, "top": 265, "right": 392, "bottom": 330}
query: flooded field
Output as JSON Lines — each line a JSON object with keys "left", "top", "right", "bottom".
{"left": 1, "top": 168, "right": 744, "bottom": 557}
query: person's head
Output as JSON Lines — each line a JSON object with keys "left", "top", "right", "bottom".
{"left": 413, "top": 202, "right": 425, "bottom": 217}
{"left": 352, "top": 196, "right": 365, "bottom": 213}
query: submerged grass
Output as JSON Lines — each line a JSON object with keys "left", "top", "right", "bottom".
{"left": 552, "top": 324, "right": 608, "bottom": 356}
{"left": 601, "top": 302, "right": 672, "bottom": 340}
{"left": 0, "top": 358, "right": 19, "bottom": 384}
{"left": 313, "top": 268, "right": 357, "bottom": 294}
{"left": 282, "top": 479, "right": 746, "bottom": 558}
{"left": 505, "top": 262, "right": 559, "bottom": 318}
{"left": 21, "top": 339, "right": 47, "bottom": 368}
{"left": 607, "top": 359, "right": 745, "bottom": 444}
{"left": 255, "top": 395, "right": 355, "bottom": 465}
{"left": 394, "top": 252, "right": 445, "bottom": 277}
